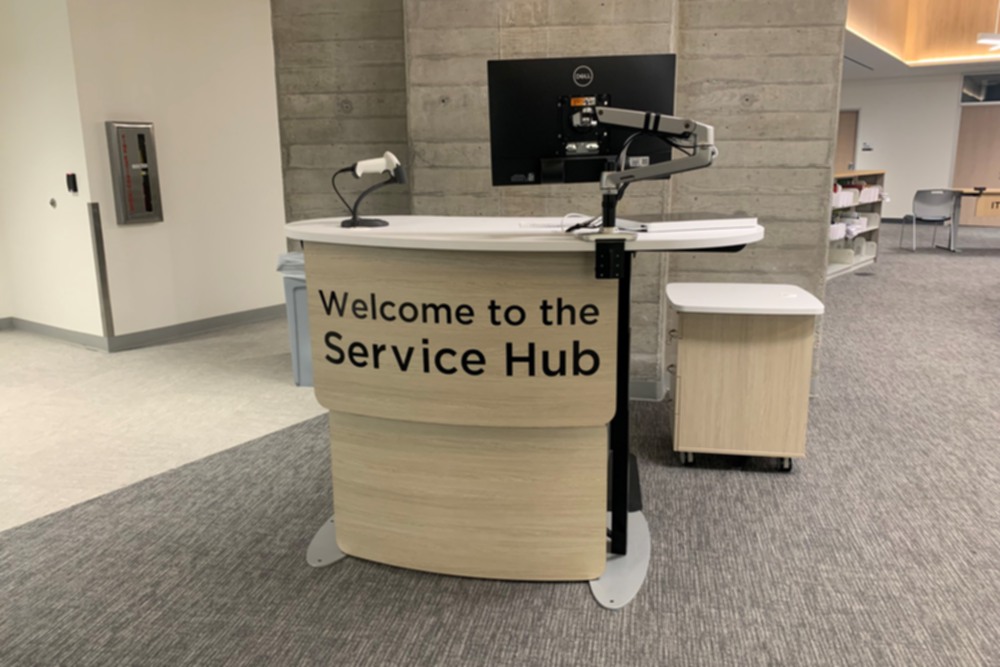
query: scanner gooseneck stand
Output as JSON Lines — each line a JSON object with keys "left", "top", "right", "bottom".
{"left": 333, "top": 151, "right": 407, "bottom": 228}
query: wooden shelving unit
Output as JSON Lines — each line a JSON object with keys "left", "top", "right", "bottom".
{"left": 828, "top": 170, "right": 884, "bottom": 280}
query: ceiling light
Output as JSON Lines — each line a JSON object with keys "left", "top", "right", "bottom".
{"left": 981, "top": 2, "right": 1000, "bottom": 48}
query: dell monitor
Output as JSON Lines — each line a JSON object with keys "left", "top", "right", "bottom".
{"left": 487, "top": 54, "right": 676, "bottom": 187}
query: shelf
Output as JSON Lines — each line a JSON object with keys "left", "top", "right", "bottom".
{"left": 852, "top": 225, "right": 880, "bottom": 235}
{"left": 835, "top": 170, "right": 886, "bottom": 179}
{"left": 832, "top": 200, "right": 883, "bottom": 211}
{"left": 826, "top": 256, "right": 876, "bottom": 279}
{"left": 828, "top": 170, "right": 883, "bottom": 281}
{"left": 829, "top": 225, "right": 880, "bottom": 243}
{"left": 829, "top": 225, "right": 880, "bottom": 238}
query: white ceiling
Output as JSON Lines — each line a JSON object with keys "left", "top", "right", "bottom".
{"left": 842, "top": 31, "right": 1000, "bottom": 80}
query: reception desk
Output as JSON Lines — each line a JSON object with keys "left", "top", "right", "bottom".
{"left": 938, "top": 189, "right": 1000, "bottom": 252}
{"left": 286, "top": 215, "right": 763, "bottom": 591}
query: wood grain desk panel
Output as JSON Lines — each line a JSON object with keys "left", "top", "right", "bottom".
{"left": 954, "top": 103, "right": 1000, "bottom": 227}
{"left": 674, "top": 313, "right": 815, "bottom": 458}
{"left": 959, "top": 190, "right": 1000, "bottom": 227}
{"left": 305, "top": 242, "right": 617, "bottom": 428}
{"left": 329, "top": 412, "right": 607, "bottom": 581}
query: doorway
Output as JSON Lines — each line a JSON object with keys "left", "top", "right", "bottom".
{"left": 836, "top": 110, "right": 859, "bottom": 173}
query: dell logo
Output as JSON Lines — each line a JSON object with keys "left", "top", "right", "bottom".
{"left": 572, "top": 65, "right": 594, "bottom": 87}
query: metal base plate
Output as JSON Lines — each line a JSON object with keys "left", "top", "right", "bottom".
{"left": 589, "top": 511, "right": 651, "bottom": 609}
{"left": 306, "top": 515, "right": 348, "bottom": 568}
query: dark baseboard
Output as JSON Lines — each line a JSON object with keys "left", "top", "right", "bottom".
{"left": 4, "top": 319, "right": 109, "bottom": 350}
{"left": 4, "top": 305, "right": 284, "bottom": 352}
{"left": 887, "top": 217, "right": 948, "bottom": 225}
{"left": 108, "top": 305, "right": 285, "bottom": 352}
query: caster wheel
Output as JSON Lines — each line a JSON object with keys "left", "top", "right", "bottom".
{"left": 779, "top": 458, "right": 793, "bottom": 473}
{"left": 680, "top": 452, "right": 695, "bottom": 466}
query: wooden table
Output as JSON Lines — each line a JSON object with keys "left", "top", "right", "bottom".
{"left": 937, "top": 188, "right": 1000, "bottom": 252}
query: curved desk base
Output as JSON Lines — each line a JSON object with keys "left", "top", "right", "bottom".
{"left": 589, "top": 511, "right": 651, "bottom": 610}
{"left": 306, "top": 511, "right": 650, "bottom": 608}
{"left": 328, "top": 412, "right": 608, "bottom": 581}
{"left": 307, "top": 516, "right": 347, "bottom": 568}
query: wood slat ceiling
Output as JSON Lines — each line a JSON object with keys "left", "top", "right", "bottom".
{"left": 848, "top": 0, "right": 1000, "bottom": 65}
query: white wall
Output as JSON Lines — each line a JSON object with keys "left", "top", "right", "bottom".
{"left": 66, "top": 0, "right": 287, "bottom": 335}
{"left": 841, "top": 75, "right": 963, "bottom": 218}
{"left": 0, "top": 0, "right": 103, "bottom": 334}
{"left": 0, "top": 218, "right": 11, "bottom": 320}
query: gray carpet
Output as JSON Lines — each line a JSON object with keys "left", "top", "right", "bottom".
{"left": 2, "top": 222, "right": 999, "bottom": 666}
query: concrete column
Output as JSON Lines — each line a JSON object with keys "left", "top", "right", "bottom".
{"left": 671, "top": 0, "right": 848, "bottom": 296}
{"left": 270, "top": 0, "right": 848, "bottom": 440}
{"left": 403, "top": 0, "right": 679, "bottom": 394}
{"left": 272, "top": 0, "right": 410, "bottom": 222}
{"left": 664, "top": 0, "right": 847, "bottom": 396}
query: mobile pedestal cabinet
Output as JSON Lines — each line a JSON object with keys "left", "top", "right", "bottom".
{"left": 666, "top": 283, "right": 824, "bottom": 472}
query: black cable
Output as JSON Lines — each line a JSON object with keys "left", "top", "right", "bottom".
{"left": 615, "top": 131, "right": 693, "bottom": 202}
{"left": 562, "top": 131, "right": 694, "bottom": 233}
{"left": 351, "top": 175, "right": 394, "bottom": 220}
{"left": 668, "top": 138, "right": 695, "bottom": 157}
{"left": 564, "top": 216, "right": 602, "bottom": 233}
{"left": 619, "top": 131, "right": 691, "bottom": 170}
{"left": 330, "top": 167, "right": 354, "bottom": 216}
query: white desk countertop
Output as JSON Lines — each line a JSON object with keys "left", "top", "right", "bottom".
{"left": 285, "top": 215, "right": 764, "bottom": 253}
{"left": 666, "top": 283, "right": 824, "bottom": 316}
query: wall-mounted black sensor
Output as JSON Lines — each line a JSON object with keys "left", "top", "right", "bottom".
{"left": 66, "top": 173, "right": 78, "bottom": 194}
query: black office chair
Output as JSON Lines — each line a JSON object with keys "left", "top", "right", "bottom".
{"left": 899, "top": 189, "right": 957, "bottom": 252}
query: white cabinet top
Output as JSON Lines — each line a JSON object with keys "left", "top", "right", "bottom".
{"left": 285, "top": 215, "right": 763, "bottom": 253}
{"left": 666, "top": 283, "right": 824, "bottom": 315}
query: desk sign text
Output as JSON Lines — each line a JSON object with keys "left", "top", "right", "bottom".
{"left": 318, "top": 290, "right": 601, "bottom": 378}
{"left": 975, "top": 194, "right": 1000, "bottom": 217}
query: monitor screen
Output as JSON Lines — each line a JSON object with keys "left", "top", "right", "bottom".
{"left": 487, "top": 54, "right": 676, "bottom": 187}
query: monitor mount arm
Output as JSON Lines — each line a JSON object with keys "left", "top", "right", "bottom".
{"left": 593, "top": 106, "right": 718, "bottom": 231}
{"left": 587, "top": 108, "right": 718, "bottom": 562}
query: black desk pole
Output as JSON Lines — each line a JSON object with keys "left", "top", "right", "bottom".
{"left": 593, "top": 191, "right": 634, "bottom": 556}
{"left": 609, "top": 247, "right": 632, "bottom": 555}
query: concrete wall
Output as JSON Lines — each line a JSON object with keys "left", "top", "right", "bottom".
{"left": 269, "top": 0, "right": 847, "bottom": 411}
{"left": 0, "top": 0, "right": 103, "bottom": 334}
{"left": 271, "top": 0, "right": 411, "bottom": 222}
{"left": 841, "top": 75, "right": 963, "bottom": 218}
{"left": 403, "top": 0, "right": 680, "bottom": 390}
{"left": 404, "top": 0, "right": 677, "bottom": 217}
{"left": 670, "top": 0, "right": 847, "bottom": 299}
{"left": 0, "top": 219, "right": 9, "bottom": 319}
{"left": 66, "top": 0, "right": 288, "bottom": 336}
